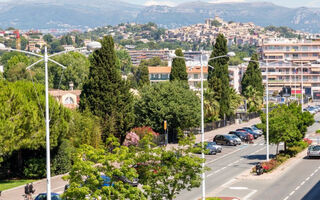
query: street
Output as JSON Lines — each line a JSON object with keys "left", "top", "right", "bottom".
{"left": 200, "top": 114, "right": 320, "bottom": 200}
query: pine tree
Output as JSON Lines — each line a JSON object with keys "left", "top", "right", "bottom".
{"left": 170, "top": 49, "right": 188, "bottom": 82}
{"left": 241, "top": 53, "right": 264, "bottom": 97}
{"left": 79, "top": 36, "right": 134, "bottom": 142}
{"left": 207, "top": 34, "right": 231, "bottom": 118}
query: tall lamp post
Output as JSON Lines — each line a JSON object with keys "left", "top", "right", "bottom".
{"left": 242, "top": 58, "right": 286, "bottom": 161}
{"left": 170, "top": 51, "right": 235, "bottom": 200}
{"left": 0, "top": 42, "right": 101, "bottom": 200}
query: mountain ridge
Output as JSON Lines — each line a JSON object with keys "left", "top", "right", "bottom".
{"left": 0, "top": 1, "right": 319, "bottom": 33}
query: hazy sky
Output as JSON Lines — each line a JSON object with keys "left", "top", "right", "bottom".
{"left": 125, "top": 0, "right": 320, "bottom": 8}
{"left": 0, "top": 0, "right": 319, "bottom": 8}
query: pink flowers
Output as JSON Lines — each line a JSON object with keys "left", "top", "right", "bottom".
{"left": 123, "top": 127, "right": 160, "bottom": 146}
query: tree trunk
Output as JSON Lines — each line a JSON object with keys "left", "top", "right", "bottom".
{"left": 284, "top": 142, "right": 287, "bottom": 152}
{"left": 17, "top": 150, "right": 23, "bottom": 175}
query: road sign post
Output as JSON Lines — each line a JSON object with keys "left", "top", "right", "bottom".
{"left": 164, "top": 120, "right": 168, "bottom": 145}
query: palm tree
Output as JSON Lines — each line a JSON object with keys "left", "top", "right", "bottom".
{"left": 204, "top": 88, "right": 220, "bottom": 122}
{"left": 229, "top": 88, "right": 243, "bottom": 115}
{"left": 244, "top": 85, "right": 263, "bottom": 112}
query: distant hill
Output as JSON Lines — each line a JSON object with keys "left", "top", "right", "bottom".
{"left": 136, "top": 2, "right": 320, "bottom": 33}
{"left": 0, "top": 1, "right": 319, "bottom": 33}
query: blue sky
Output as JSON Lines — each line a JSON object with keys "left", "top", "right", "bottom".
{"left": 124, "top": 0, "right": 320, "bottom": 8}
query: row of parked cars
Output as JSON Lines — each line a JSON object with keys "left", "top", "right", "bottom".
{"left": 194, "top": 125, "right": 263, "bottom": 155}
{"left": 304, "top": 105, "right": 320, "bottom": 114}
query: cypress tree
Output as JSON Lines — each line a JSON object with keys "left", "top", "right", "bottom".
{"left": 207, "top": 34, "right": 231, "bottom": 118}
{"left": 136, "top": 62, "right": 150, "bottom": 87}
{"left": 241, "top": 53, "right": 264, "bottom": 97}
{"left": 170, "top": 49, "right": 188, "bottom": 82}
{"left": 79, "top": 36, "right": 134, "bottom": 142}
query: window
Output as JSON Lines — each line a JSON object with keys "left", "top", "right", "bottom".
{"left": 194, "top": 74, "right": 199, "bottom": 79}
{"left": 313, "top": 53, "right": 318, "bottom": 57}
{"left": 64, "top": 97, "right": 74, "bottom": 105}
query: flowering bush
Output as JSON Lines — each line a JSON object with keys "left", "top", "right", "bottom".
{"left": 261, "top": 159, "right": 277, "bottom": 172}
{"left": 123, "top": 132, "right": 140, "bottom": 147}
{"left": 123, "top": 127, "right": 160, "bottom": 146}
{"left": 131, "top": 126, "right": 159, "bottom": 138}
{"left": 303, "top": 138, "right": 312, "bottom": 145}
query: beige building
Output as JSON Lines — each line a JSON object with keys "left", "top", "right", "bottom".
{"left": 261, "top": 38, "right": 320, "bottom": 98}
{"left": 148, "top": 66, "right": 241, "bottom": 92}
{"left": 49, "top": 89, "right": 81, "bottom": 109}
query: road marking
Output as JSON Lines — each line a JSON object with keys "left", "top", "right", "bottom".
{"left": 229, "top": 186, "right": 248, "bottom": 190}
{"left": 221, "top": 178, "right": 236, "bottom": 188}
{"left": 243, "top": 189, "right": 258, "bottom": 200}
{"left": 282, "top": 165, "right": 320, "bottom": 200}
{"left": 205, "top": 147, "right": 243, "bottom": 164}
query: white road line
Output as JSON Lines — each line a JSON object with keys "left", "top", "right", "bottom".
{"left": 221, "top": 178, "right": 236, "bottom": 188}
{"left": 229, "top": 186, "right": 248, "bottom": 190}
{"left": 282, "top": 165, "right": 320, "bottom": 200}
{"left": 283, "top": 196, "right": 289, "bottom": 200}
{"left": 243, "top": 189, "right": 258, "bottom": 200}
{"left": 206, "top": 147, "right": 243, "bottom": 165}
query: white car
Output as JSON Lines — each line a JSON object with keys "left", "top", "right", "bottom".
{"left": 307, "top": 145, "right": 320, "bottom": 158}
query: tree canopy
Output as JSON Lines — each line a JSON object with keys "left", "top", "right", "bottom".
{"left": 79, "top": 36, "right": 134, "bottom": 142}
{"left": 170, "top": 48, "right": 188, "bottom": 83}
{"left": 134, "top": 81, "right": 200, "bottom": 142}
{"left": 208, "top": 34, "right": 232, "bottom": 118}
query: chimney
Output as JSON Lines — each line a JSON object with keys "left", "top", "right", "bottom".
{"left": 69, "top": 81, "right": 74, "bottom": 91}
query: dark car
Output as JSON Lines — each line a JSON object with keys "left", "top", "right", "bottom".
{"left": 236, "top": 128, "right": 259, "bottom": 139}
{"left": 193, "top": 142, "right": 217, "bottom": 155}
{"left": 213, "top": 135, "right": 237, "bottom": 146}
{"left": 114, "top": 175, "right": 139, "bottom": 187}
{"left": 35, "top": 193, "right": 62, "bottom": 200}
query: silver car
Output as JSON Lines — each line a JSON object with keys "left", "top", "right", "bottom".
{"left": 307, "top": 145, "right": 320, "bottom": 158}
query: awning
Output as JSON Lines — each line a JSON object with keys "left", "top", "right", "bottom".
{"left": 268, "top": 76, "right": 277, "bottom": 79}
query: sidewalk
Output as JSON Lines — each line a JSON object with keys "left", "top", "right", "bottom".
{"left": 1, "top": 174, "right": 67, "bottom": 200}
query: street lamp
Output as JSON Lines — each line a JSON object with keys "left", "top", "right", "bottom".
{"left": 0, "top": 42, "right": 101, "bottom": 200}
{"left": 242, "top": 57, "right": 286, "bottom": 161}
{"left": 170, "top": 51, "right": 235, "bottom": 200}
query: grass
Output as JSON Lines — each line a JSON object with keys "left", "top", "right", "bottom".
{"left": 0, "top": 179, "right": 36, "bottom": 191}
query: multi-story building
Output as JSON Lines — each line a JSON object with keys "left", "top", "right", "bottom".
{"left": 128, "top": 50, "right": 171, "bottom": 65}
{"left": 261, "top": 38, "right": 320, "bottom": 99}
{"left": 148, "top": 65, "right": 242, "bottom": 92}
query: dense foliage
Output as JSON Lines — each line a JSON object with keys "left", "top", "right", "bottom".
{"left": 170, "top": 48, "right": 188, "bottom": 83}
{"left": 208, "top": 34, "right": 232, "bottom": 118}
{"left": 260, "top": 103, "right": 314, "bottom": 153}
{"left": 134, "top": 81, "right": 200, "bottom": 142}
{"left": 0, "top": 80, "right": 102, "bottom": 178}
{"left": 79, "top": 36, "right": 134, "bottom": 142}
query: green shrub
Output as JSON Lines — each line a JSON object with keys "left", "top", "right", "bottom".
{"left": 276, "top": 154, "right": 290, "bottom": 163}
{"left": 23, "top": 158, "right": 46, "bottom": 178}
{"left": 52, "top": 140, "right": 75, "bottom": 175}
{"left": 316, "top": 129, "right": 320, "bottom": 134}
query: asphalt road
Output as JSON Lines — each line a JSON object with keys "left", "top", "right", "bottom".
{"left": 176, "top": 136, "right": 281, "bottom": 200}
{"left": 214, "top": 114, "right": 320, "bottom": 200}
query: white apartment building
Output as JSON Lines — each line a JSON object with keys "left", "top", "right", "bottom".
{"left": 261, "top": 38, "right": 320, "bottom": 99}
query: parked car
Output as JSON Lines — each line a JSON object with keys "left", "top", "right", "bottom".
{"left": 229, "top": 131, "right": 253, "bottom": 143}
{"left": 236, "top": 128, "right": 259, "bottom": 139}
{"left": 213, "top": 135, "right": 238, "bottom": 146}
{"left": 251, "top": 125, "right": 263, "bottom": 135}
{"left": 306, "top": 107, "right": 316, "bottom": 114}
{"left": 193, "top": 142, "right": 217, "bottom": 155}
{"left": 35, "top": 193, "right": 62, "bottom": 200}
{"left": 208, "top": 142, "right": 222, "bottom": 153}
{"left": 114, "top": 175, "right": 139, "bottom": 187}
{"left": 307, "top": 145, "right": 320, "bottom": 158}
{"left": 243, "top": 127, "right": 263, "bottom": 137}
{"left": 229, "top": 135, "right": 241, "bottom": 145}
